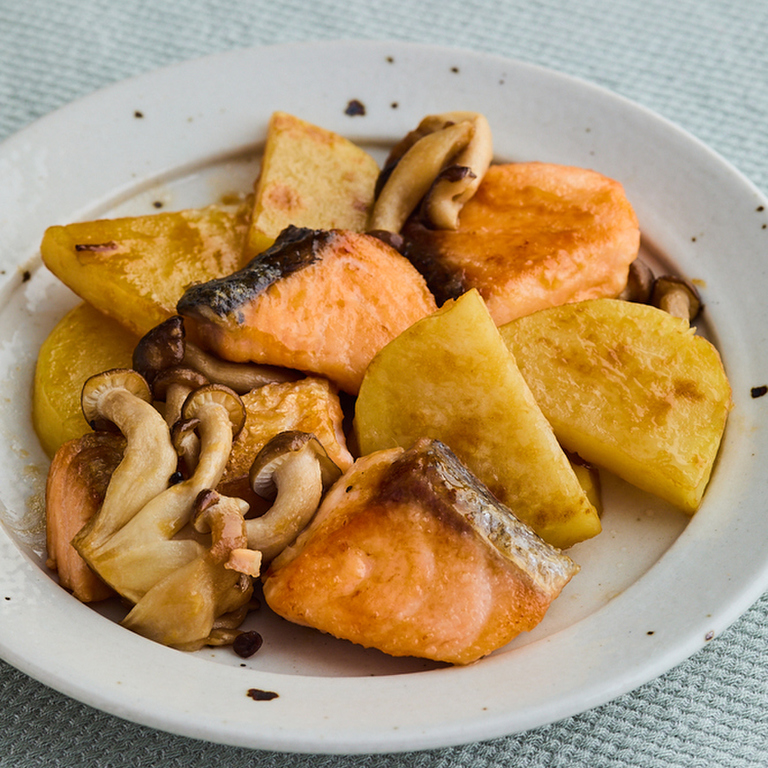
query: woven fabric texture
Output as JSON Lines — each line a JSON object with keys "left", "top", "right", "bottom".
{"left": 1, "top": 0, "right": 767, "bottom": 765}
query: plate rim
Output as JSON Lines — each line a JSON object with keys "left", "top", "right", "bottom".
{"left": 1, "top": 39, "right": 767, "bottom": 754}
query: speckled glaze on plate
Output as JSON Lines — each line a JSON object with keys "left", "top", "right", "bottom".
{"left": 1, "top": 41, "right": 767, "bottom": 754}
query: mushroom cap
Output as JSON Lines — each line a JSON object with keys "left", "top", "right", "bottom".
{"left": 181, "top": 383, "right": 246, "bottom": 437}
{"left": 190, "top": 488, "right": 222, "bottom": 533}
{"left": 651, "top": 275, "right": 703, "bottom": 320}
{"left": 132, "top": 315, "right": 186, "bottom": 384}
{"left": 249, "top": 430, "right": 342, "bottom": 500}
{"left": 81, "top": 368, "right": 152, "bottom": 431}
{"left": 152, "top": 366, "right": 209, "bottom": 400}
{"left": 372, "top": 111, "right": 492, "bottom": 232}
{"left": 619, "top": 258, "right": 655, "bottom": 303}
{"left": 365, "top": 229, "right": 405, "bottom": 253}
{"left": 170, "top": 415, "right": 200, "bottom": 450}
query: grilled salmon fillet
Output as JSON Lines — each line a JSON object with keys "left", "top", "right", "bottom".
{"left": 263, "top": 439, "right": 578, "bottom": 665}
{"left": 402, "top": 162, "right": 640, "bottom": 324}
{"left": 177, "top": 226, "right": 437, "bottom": 394}
{"left": 45, "top": 432, "right": 124, "bottom": 602}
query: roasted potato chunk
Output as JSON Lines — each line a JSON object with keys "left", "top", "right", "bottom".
{"left": 245, "top": 111, "right": 380, "bottom": 257}
{"left": 354, "top": 289, "right": 601, "bottom": 549}
{"left": 33, "top": 302, "right": 138, "bottom": 457}
{"left": 40, "top": 201, "right": 251, "bottom": 337}
{"left": 500, "top": 298, "right": 732, "bottom": 512}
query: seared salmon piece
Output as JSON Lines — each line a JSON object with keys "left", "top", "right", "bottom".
{"left": 45, "top": 432, "right": 124, "bottom": 602}
{"left": 402, "top": 162, "right": 640, "bottom": 324}
{"left": 177, "top": 226, "right": 437, "bottom": 395}
{"left": 263, "top": 439, "right": 578, "bottom": 665}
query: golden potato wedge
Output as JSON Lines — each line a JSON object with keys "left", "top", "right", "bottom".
{"left": 40, "top": 201, "right": 251, "bottom": 337}
{"left": 402, "top": 162, "right": 640, "bottom": 324}
{"left": 33, "top": 302, "right": 139, "bottom": 457}
{"left": 245, "top": 111, "right": 380, "bottom": 257}
{"left": 500, "top": 298, "right": 732, "bottom": 513}
{"left": 354, "top": 289, "right": 601, "bottom": 549}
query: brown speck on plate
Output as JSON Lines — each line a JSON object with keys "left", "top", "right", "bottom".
{"left": 751, "top": 385, "right": 768, "bottom": 398}
{"left": 247, "top": 688, "right": 279, "bottom": 701}
{"left": 134, "top": 110, "right": 144, "bottom": 118}
{"left": 705, "top": 630, "right": 715, "bottom": 641}
{"left": 451, "top": 66, "right": 460, "bottom": 73}
{"left": 22, "top": 270, "right": 31, "bottom": 283}
{"left": 345, "top": 99, "right": 366, "bottom": 116}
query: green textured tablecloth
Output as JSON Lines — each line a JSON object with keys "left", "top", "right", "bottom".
{"left": 1, "top": 0, "right": 767, "bottom": 765}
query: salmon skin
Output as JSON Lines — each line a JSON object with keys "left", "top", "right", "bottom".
{"left": 264, "top": 438, "right": 578, "bottom": 665}
{"left": 177, "top": 225, "right": 330, "bottom": 322}
{"left": 177, "top": 225, "right": 437, "bottom": 394}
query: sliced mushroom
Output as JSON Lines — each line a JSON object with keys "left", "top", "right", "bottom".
{"left": 80, "top": 384, "right": 247, "bottom": 603}
{"left": 246, "top": 431, "right": 342, "bottom": 561}
{"left": 421, "top": 113, "right": 493, "bottom": 229}
{"left": 152, "top": 366, "right": 209, "bottom": 427}
{"left": 618, "top": 259, "right": 655, "bottom": 303}
{"left": 73, "top": 369, "right": 178, "bottom": 557}
{"left": 132, "top": 314, "right": 300, "bottom": 395}
{"left": 121, "top": 487, "right": 257, "bottom": 651}
{"left": 184, "top": 341, "right": 301, "bottom": 393}
{"left": 371, "top": 111, "right": 493, "bottom": 233}
{"left": 192, "top": 489, "right": 261, "bottom": 576}
{"left": 171, "top": 416, "right": 201, "bottom": 475}
{"left": 651, "top": 275, "right": 702, "bottom": 321}
{"left": 132, "top": 316, "right": 186, "bottom": 385}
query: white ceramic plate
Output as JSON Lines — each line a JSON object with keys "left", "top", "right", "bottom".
{"left": 1, "top": 41, "right": 767, "bottom": 755}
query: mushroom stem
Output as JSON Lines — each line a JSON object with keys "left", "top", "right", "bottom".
{"left": 246, "top": 431, "right": 342, "bottom": 562}
{"left": 164, "top": 383, "right": 189, "bottom": 426}
{"left": 184, "top": 342, "right": 300, "bottom": 394}
{"left": 370, "top": 120, "right": 474, "bottom": 234}
{"left": 121, "top": 488, "right": 257, "bottom": 651}
{"left": 371, "top": 111, "right": 493, "bottom": 233}
{"left": 73, "top": 370, "right": 178, "bottom": 555}
{"left": 659, "top": 291, "right": 692, "bottom": 320}
{"left": 82, "top": 385, "right": 247, "bottom": 603}
{"left": 650, "top": 275, "right": 703, "bottom": 322}
{"left": 247, "top": 449, "right": 324, "bottom": 561}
